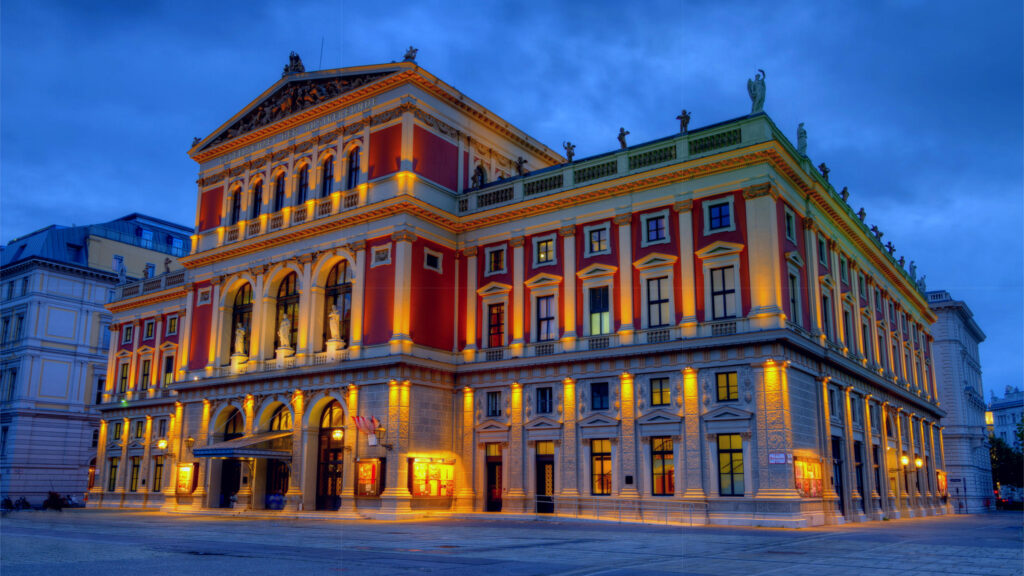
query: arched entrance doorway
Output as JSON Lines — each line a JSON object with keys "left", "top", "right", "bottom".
{"left": 316, "top": 400, "right": 345, "bottom": 510}
{"left": 219, "top": 408, "right": 243, "bottom": 508}
{"left": 264, "top": 405, "right": 292, "bottom": 510}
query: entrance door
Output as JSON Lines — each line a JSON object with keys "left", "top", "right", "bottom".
{"left": 831, "top": 436, "right": 845, "bottom": 515}
{"left": 316, "top": 400, "right": 345, "bottom": 510}
{"left": 486, "top": 461, "right": 502, "bottom": 512}
{"left": 220, "top": 459, "right": 241, "bottom": 508}
{"left": 535, "top": 455, "right": 554, "bottom": 513}
{"left": 264, "top": 460, "right": 289, "bottom": 510}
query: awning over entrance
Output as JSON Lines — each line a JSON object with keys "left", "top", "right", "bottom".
{"left": 192, "top": 431, "right": 293, "bottom": 460}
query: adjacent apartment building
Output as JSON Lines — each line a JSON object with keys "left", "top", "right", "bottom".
{"left": 927, "top": 290, "right": 993, "bottom": 512}
{"left": 0, "top": 214, "right": 191, "bottom": 504}
{"left": 88, "top": 53, "right": 949, "bottom": 527}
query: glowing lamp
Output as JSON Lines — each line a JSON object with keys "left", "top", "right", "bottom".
{"left": 156, "top": 439, "right": 167, "bottom": 450}
{"left": 900, "top": 455, "right": 910, "bottom": 466}
{"left": 331, "top": 429, "right": 344, "bottom": 441}
{"left": 914, "top": 458, "right": 923, "bottom": 468}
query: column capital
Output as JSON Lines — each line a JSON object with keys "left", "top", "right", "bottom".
{"left": 673, "top": 199, "right": 692, "bottom": 213}
{"left": 613, "top": 213, "right": 632, "bottom": 226}
{"left": 391, "top": 230, "right": 417, "bottom": 243}
{"left": 463, "top": 245, "right": 478, "bottom": 257}
{"left": 346, "top": 240, "right": 367, "bottom": 253}
{"left": 743, "top": 182, "right": 775, "bottom": 200}
{"left": 509, "top": 236, "right": 525, "bottom": 248}
{"left": 802, "top": 216, "right": 816, "bottom": 230}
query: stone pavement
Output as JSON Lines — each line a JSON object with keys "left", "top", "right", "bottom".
{"left": 0, "top": 509, "right": 1020, "bottom": 575}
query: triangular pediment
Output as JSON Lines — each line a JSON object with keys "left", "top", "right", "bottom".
{"left": 137, "top": 345, "right": 154, "bottom": 355}
{"left": 638, "top": 409, "right": 682, "bottom": 424}
{"left": 577, "top": 263, "right": 617, "bottom": 279}
{"left": 525, "top": 416, "right": 561, "bottom": 429}
{"left": 704, "top": 405, "right": 753, "bottom": 421}
{"left": 579, "top": 413, "right": 620, "bottom": 427}
{"left": 786, "top": 251, "right": 804, "bottom": 267}
{"left": 115, "top": 350, "right": 131, "bottom": 359}
{"left": 127, "top": 440, "right": 145, "bottom": 450}
{"left": 475, "top": 419, "right": 509, "bottom": 432}
{"left": 478, "top": 281, "right": 512, "bottom": 296}
{"left": 525, "top": 273, "right": 561, "bottom": 288}
{"left": 820, "top": 274, "right": 834, "bottom": 289}
{"left": 197, "top": 67, "right": 400, "bottom": 151}
{"left": 159, "top": 341, "right": 178, "bottom": 351}
{"left": 633, "top": 252, "right": 679, "bottom": 271}
{"left": 695, "top": 240, "right": 744, "bottom": 260}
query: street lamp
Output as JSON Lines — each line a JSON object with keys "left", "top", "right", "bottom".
{"left": 374, "top": 425, "right": 394, "bottom": 451}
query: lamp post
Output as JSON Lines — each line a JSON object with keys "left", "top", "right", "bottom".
{"left": 374, "top": 425, "right": 394, "bottom": 451}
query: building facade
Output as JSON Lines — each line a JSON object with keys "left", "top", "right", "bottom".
{"left": 989, "top": 386, "right": 1023, "bottom": 449}
{"left": 0, "top": 214, "right": 190, "bottom": 505}
{"left": 89, "top": 54, "right": 949, "bottom": 526}
{"left": 927, "top": 290, "right": 992, "bottom": 512}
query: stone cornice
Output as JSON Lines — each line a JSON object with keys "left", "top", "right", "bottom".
{"left": 105, "top": 285, "right": 189, "bottom": 314}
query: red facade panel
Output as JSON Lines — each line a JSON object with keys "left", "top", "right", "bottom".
{"left": 409, "top": 239, "right": 455, "bottom": 350}
{"left": 363, "top": 237, "right": 395, "bottom": 346}
{"left": 187, "top": 282, "right": 212, "bottom": 371}
{"left": 197, "top": 186, "right": 223, "bottom": 232}
{"left": 368, "top": 125, "right": 402, "bottom": 180}
{"left": 412, "top": 126, "right": 458, "bottom": 191}
{"left": 457, "top": 251, "right": 467, "bottom": 351}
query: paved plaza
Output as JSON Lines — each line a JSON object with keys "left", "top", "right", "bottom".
{"left": 1, "top": 510, "right": 1021, "bottom": 575}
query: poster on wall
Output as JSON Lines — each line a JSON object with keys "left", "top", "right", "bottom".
{"left": 175, "top": 463, "right": 196, "bottom": 495}
{"left": 793, "top": 459, "right": 822, "bottom": 498}
{"left": 936, "top": 470, "right": 947, "bottom": 496}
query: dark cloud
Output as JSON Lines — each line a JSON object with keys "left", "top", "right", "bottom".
{"left": 2, "top": 0, "right": 1020, "bottom": 389}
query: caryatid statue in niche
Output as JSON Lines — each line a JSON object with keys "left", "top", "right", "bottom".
{"left": 797, "top": 122, "right": 807, "bottom": 155}
{"left": 617, "top": 127, "right": 630, "bottom": 149}
{"left": 234, "top": 323, "right": 247, "bottom": 356}
{"left": 747, "top": 69, "right": 766, "bottom": 114}
{"left": 562, "top": 141, "right": 576, "bottom": 163}
{"left": 328, "top": 303, "right": 342, "bottom": 342}
{"left": 278, "top": 314, "right": 292, "bottom": 349}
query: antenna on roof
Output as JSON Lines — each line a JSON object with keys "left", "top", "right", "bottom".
{"left": 319, "top": 36, "right": 325, "bottom": 70}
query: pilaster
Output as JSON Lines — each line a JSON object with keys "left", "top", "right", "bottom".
{"left": 348, "top": 241, "right": 366, "bottom": 358}
{"left": 559, "top": 227, "right": 577, "bottom": 349}
{"left": 453, "top": 386, "right": 476, "bottom": 511}
{"left": 614, "top": 213, "right": 634, "bottom": 343}
{"left": 743, "top": 184, "right": 784, "bottom": 329}
{"left": 389, "top": 231, "right": 415, "bottom": 354}
{"left": 559, "top": 378, "right": 579, "bottom": 497}
{"left": 505, "top": 383, "right": 526, "bottom": 510}
{"left": 675, "top": 201, "right": 698, "bottom": 336}
{"left": 510, "top": 236, "right": 525, "bottom": 356}
{"left": 463, "top": 246, "right": 478, "bottom": 361}
{"left": 286, "top": 389, "right": 304, "bottom": 510}
{"left": 618, "top": 372, "right": 639, "bottom": 497}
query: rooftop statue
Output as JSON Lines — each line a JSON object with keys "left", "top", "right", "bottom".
{"left": 857, "top": 207, "right": 866, "bottom": 221}
{"left": 909, "top": 261, "right": 917, "bottom": 280}
{"left": 797, "top": 122, "right": 807, "bottom": 155}
{"left": 840, "top": 187, "right": 849, "bottom": 202}
{"left": 818, "top": 162, "right": 830, "bottom": 181}
{"left": 747, "top": 69, "right": 766, "bottom": 114}
{"left": 282, "top": 51, "right": 305, "bottom": 77}
{"left": 515, "top": 156, "right": 527, "bottom": 176}
{"left": 617, "top": 127, "right": 630, "bottom": 149}
{"left": 677, "top": 109, "right": 691, "bottom": 134}
{"left": 403, "top": 46, "right": 418, "bottom": 62}
{"left": 917, "top": 275, "right": 927, "bottom": 292}
{"left": 563, "top": 141, "right": 576, "bottom": 163}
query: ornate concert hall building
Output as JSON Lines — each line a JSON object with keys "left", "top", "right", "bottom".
{"left": 89, "top": 52, "right": 949, "bottom": 526}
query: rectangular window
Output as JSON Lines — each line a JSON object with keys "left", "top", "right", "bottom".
{"left": 784, "top": 208, "right": 796, "bottom": 242}
{"left": 710, "top": 266, "right": 736, "bottom": 320}
{"left": 158, "top": 418, "right": 167, "bottom": 437}
{"left": 133, "top": 420, "right": 144, "bottom": 439}
{"left": 788, "top": 272, "right": 801, "bottom": 325}
{"left": 535, "top": 295, "right": 556, "bottom": 342}
{"left": 122, "top": 325, "right": 133, "bottom": 344}
{"left": 877, "top": 328, "right": 888, "bottom": 369}
{"left": 423, "top": 250, "right": 441, "bottom": 272}
{"left": 1, "top": 318, "right": 9, "bottom": 343}
{"left": 843, "top": 308, "right": 852, "bottom": 348}
{"left": 487, "top": 303, "right": 504, "bottom": 348}
{"left": 152, "top": 456, "right": 164, "bottom": 492}
{"left": 716, "top": 372, "right": 738, "bottom": 401}
{"left": 588, "top": 227, "right": 608, "bottom": 254}
{"left": 1, "top": 426, "right": 8, "bottom": 457}
{"left": 166, "top": 316, "right": 178, "bottom": 336}
{"left": 589, "top": 286, "right": 611, "bottom": 335}
{"left": 646, "top": 215, "right": 666, "bottom": 243}
{"left": 536, "top": 440, "right": 554, "bottom": 455}
{"left": 536, "top": 386, "right": 552, "bottom": 414}
{"left": 101, "top": 323, "right": 111, "bottom": 349}
{"left": 487, "top": 247, "right": 505, "bottom": 274}
{"left": 162, "top": 355, "right": 175, "bottom": 385}
{"left": 718, "top": 434, "right": 744, "bottom": 496}
{"left": 139, "top": 359, "right": 151, "bottom": 391}
{"left": 591, "top": 439, "right": 611, "bottom": 495}
{"left": 650, "top": 377, "right": 670, "bottom": 406}
{"left": 107, "top": 457, "right": 119, "bottom": 492}
{"left": 818, "top": 237, "right": 827, "bottom": 265}
{"left": 94, "top": 377, "right": 105, "bottom": 405}
{"left": 647, "top": 277, "right": 670, "bottom": 328}
{"left": 708, "top": 202, "right": 731, "bottom": 230}
{"left": 143, "top": 320, "right": 154, "bottom": 340}
{"left": 840, "top": 257, "right": 849, "bottom": 283}
{"left": 5, "top": 368, "right": 18, "bottom": 401}
{"left": 113, "top": 421, "right": 123, "bottom": 440}
{"left": 821, "top": 293, "right": 832, "bottom": 340}
{"left": 651, "top": 437, "right": 674, "bottom": 496}
{"left": 591, "top": 382, "right": 609, "bottom": 411}
{"left": 12, "top": 315, "right": 22, "bottom": 341}
{"left": 129, "top": 457, "right": 140, "bottom": 492}
{"left": 858, "top": 274, "right": 866, "bottom": 296}
{"left": 118, "top": 363, "right": 129, "bottom": 394}
{"left": 486, "top": 391, "right": 502, "bottom": 418}
{"left": 535, "top": 238, "right": 554, "bottom": 265}
{"left": 861, "top": 322, "right": 871, "bottom": 362}
{"left": 851, "top": 395, "right": 861, "bottom": 424}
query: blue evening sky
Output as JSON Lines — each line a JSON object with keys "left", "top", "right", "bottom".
{"left": 2, "top": 1, "right": 1021, "bottom": 393}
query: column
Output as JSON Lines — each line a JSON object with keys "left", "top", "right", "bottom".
{"left": 754, "top": 361, "right": 800, "bottom": 502}
{"left": 850, "top": 264, "right": 865, "bottom": 361}
{"left": 560, "top": 226, "right": 577, "bottom": 349}
{"left": 618, "top": 372, "right": 639, "bottom": 498}
{"left": 743, "top": 184, "right": 785, "bottom": 329}
{"left": 340, "top": 384, "right": 358, "bottom": 509}
{"left": 90, "top": 420, "right": 108, "bottom": 502}
{"left": 161, "top": 404, "right": 182, "bottom": 507}
{"left": 348, "top": 241, "right": 366, "bottom": 359}
{"left": 151, "top": 320, "right": 163, "bottom": 393}
{"left": 207, "top": 279, "right": 222, "bottom": 371}
{"left": 681, "top": 368, "right": 704, "bottom": 498}
{"left": 127, "top": 321, "right": 141, "bottom": 398}
{"left": 803, "top": 218, "right": 822, "bottom": 341}
{"left": 463, "top": 247, "right": 478, "bottom": 361}
{"left": 559, "top": 378, "right": 579, "bottom": 497}
{"left": 879, "top": 402, "right": 896, "bottom": 517}
{"left": 116, "top": 418, "right": 129, "bottom": 496}
{"left": 862, "top": 394, "right": 881, "bottom": 519}
{"left": 510, "top": 236, "right": 525, "bottom": 356}
{"left": 297, "top": 254, "right": 314, "bottom": 357}
{"left": 505, "top": 382, "right": 526, "bottom": 510}
{"left": 453, "top": 386, "right": 475, "bottom": 511}
{"left": 177, "top": 288, "right": 194, "bottom": 378}
{"left": 675, "top": 200, "right": 698, "bottom": 337}
{"left": 192, "top": 400, "right": 211, "bottom": 508}
{"left": 286, "top": 389, "right": 304, "bottom": 511}
{"left": 614, "top": 213, "right": 634, "bottom": 344}
{"left": 866, "top": 280, "right": 880, "bottom": 370}
{"left": 927, "top": 338, "right": 939, "bottom": 400}
{"left": 389, "top": 231, "right": 415, "bottom": 355}
{"left": 249, "top": 268, "right": 265, "bottom": 359}
{"left": 894, "top": 408, "right": 909, "bottom": 516}
{"left": 842, "top": 386, "right": 865, "bottom": 521}
{"left": 379, "top": 379, "right": 413, "bottom": 518}
{"left": 819, "top": 376, "right": 842, "bottom": 523}
{"left": 104, "top": 325, "right": 119, "bottom": 402}
{"left": 829, "top": 241, "right": 845, "bottom": 347}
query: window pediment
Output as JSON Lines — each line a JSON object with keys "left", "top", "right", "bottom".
{"left": 703, "top": 405, "right": 753, "bottom": 421}
{"left": 475, "top": 420, "right": 509, "bottom": 432}
{"left": 633, "top": 252, "right": 679, "bottom": 271}
{"left": 137, "top": 345, "right": 154, "bottom": 355}
{"left": 576, "top": 263, "right": 617, "bottom": 279}
{"left": 786, "top": 251, "right": 804, "bottom": 267}
{"left": 637, "top": 409, "right": 682, "bottom": 424}
{"left": 159, "top": 341, "right": 178, "bottom": 351}
{"left": 127, "top": 441, "right": 144, "bottom": 450}
{"left": 477, "top": 282, "right": 512, "bottom": 296}
{"left": 579, "top": 413, "right": 620, "bottom": 427}
{"left": 115, "top": 350, "right": 132, "bottom": 359}
{"left": 524, "top": 273, "right": 561, "bottom": 289}
{"left": 695, "top": 240, "right": 744, "bottom": 260}
{"left": 821, "top": 275, "right": 835, "bottom": 289}
{"left": 525, "top": 416, "right": 561, "bottom": 429}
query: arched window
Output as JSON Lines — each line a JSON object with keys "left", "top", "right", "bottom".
{"left": 268, "top": 405, "right": 292, "bottom": 431}
{"left": 223, "top": 408, "right": 243, "bottom": 441}
{"left": 323, "top": 261, "right": 352, "bottom": 349}
{"left": 230, "top": 284, "right": 253, "bottom": 356}
{"left": 295, "top": 165, "right": 309, "bottom": 204}
{"left": 320, "top": 157, "right": 334, "bottom": 197}
{"left": 229, "top": 187, "right": 242, "bottom": 224}
{"left": 316, "top": 399, "right": 345, "bottom": 510}
{"left": 346, "top": 148, "right": 360, "bottom": 190}
{"left": 275, "top": 272, "right": 299, "bottom": 350}
{"left": 273, "top": 174, "right": 286, "bottom": 212}
{"left": 250, "top": 181, "right": 263, "bottom": 218}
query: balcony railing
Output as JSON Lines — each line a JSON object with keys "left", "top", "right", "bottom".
{"left": 116, "top": 269, "right": 187, "bottom": 300}
{"left": 217, "top": 348, "right": 350, "bottom": 377}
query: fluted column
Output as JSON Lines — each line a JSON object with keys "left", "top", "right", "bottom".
{"left": 463, "top": 246, "right": 478, "bottom": 361}
{"left": 560, "top": 226, "right": 577, "bottom": 349}
{"left": 510, "top": 236, "right": 525, "bottom": 356}
{"left": 618, "top": 372, "right": 639, "bottom": 497}
{"left": 286, "top": 389, "right": 304, "bottom": 510}
{"left": 348, "top": 241, "right": 366, "bottom": 358}
{"left": 614, "top": 213, "right": 634, "bottom": 344}
{"left": 675, "top": 200, "right": 697, "bottom": 336}
{"left": 454, "top": 386, "right": 475, "bottom": 511}
{"left": 559, "top": 378, "right": 578, "bottom": 497}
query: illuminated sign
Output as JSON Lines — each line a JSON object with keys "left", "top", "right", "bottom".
{"left": 794, "top": 459, "right": 822, "bottom": 498}
{"left": 176, "top": 463, "right": 196, "bottom": 494}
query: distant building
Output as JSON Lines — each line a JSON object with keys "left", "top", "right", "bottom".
{"left": 989, "top": 386, "right": 1023, "bottom": 450}
{"left": 0, "top": 214, "right": 190, "bottom": 505}
{"left": 927, "top": 290, "right": 993, "bottom": 512}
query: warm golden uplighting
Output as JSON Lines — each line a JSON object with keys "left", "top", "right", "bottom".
{"left": 900, "top": 455, "right": 910, "bottom": 466}
{"left": 156, "top": 439, "right": 167, "bottom": 450}
{"left": 914, "top": 457, "right": 923, "bottom": 468}
{"left": 331, "top": 429, "right": 344, "bottom": 441}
